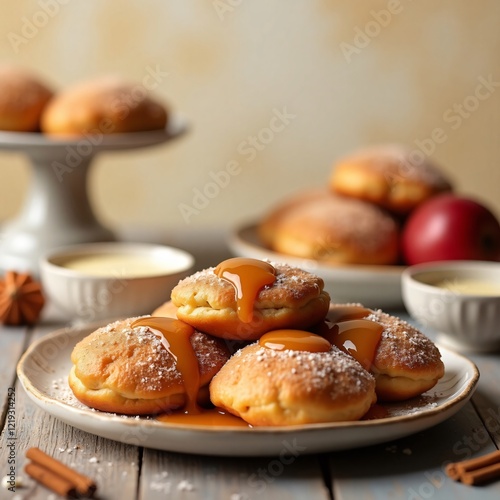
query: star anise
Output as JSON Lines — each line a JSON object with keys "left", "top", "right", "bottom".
{"left": 0, "top": 271, "right": 45, "bottom": 325}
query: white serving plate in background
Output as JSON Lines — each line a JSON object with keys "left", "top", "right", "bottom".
{"left": 228, "top": 224, "right": 405, "bottom": 309}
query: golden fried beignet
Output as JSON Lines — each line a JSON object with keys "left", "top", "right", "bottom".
{"left": 69, "top": 317, "right": 229, "bottom": 415}
{"left": 41, "top": 76, "right": 167, "bottom": 135}
{"left": 210, "top": 340, "right": 376, "bottom": 426}
{"left": 329, "top": 144, "right": 452, "bottom": 214}
{"left": 259, "top": 192, "right": 399, "bottom": 265}
{"left": 323, "top": 304, "right": 445, "bottom": 401}
{"left": 0, "top": 65, "right": 52, "bottom": 132}
{"left": 170, "top": 261, "right": 330, "bottom": 341}
{"left": 258, "top": 188, "right": 331, "bottom": 249}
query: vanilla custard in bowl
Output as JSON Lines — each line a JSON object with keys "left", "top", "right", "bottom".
{"left": 434, "top": 278, "right": 500, "bottom": 296}
{"left": 60, "top": 253, "right": 179, "bottom": 277}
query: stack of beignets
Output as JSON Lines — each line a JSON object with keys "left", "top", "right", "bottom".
{"left": 258, "top": 144, "right": 453, "bottom": 265}
{"left": 69, "top": 259, "right": 445, "bottom": 426}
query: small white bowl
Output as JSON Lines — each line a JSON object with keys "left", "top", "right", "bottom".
{"left": 40, "top": 242, "right": 194, "bottom": 322}
{"left": 402, "top": 261, "right": 500, "bottom": 353}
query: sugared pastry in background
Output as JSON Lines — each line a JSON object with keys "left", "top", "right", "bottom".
{"left": 329, "top": 144, "right": 452, "bottom": 214}
{"left": 259, "top": 192, "right": 399, "bottom": 265}
{"left": 69, "top": 317, "right": 230, "bottom": 415}
{"left": 317, "top": 304, "right": 445, "bottom": 401}
{"left": 0, "top": 65, "right": 53, "bottom": 132}
{"left": 170, "top": 258, "right": 330, "bottom": 341}
{"left": 258, "top": 188, "right": 330, "bottom": 249}
{"left": 210, "top": 329, "right": 376, "bottom": 426}
{"left": 41, "top": 76, "right": 168, "bottom": 135}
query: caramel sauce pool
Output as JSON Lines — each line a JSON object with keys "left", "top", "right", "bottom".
{"left": 157, "top": 408, "right": 251, "bottom": 427}
{"left": 326, "top": 304, "right": 372, "bottom": 323}
{"left": 214, "top": 257, "right": 276, "bottom": 323}
{"left": 259, "top": 329, "right": 331, "bottom": 353}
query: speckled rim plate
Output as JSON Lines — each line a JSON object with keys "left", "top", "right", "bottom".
{"left": 17, "top": 322, "right": 479, "bottom": 457}
{"left": 228, "top": 224, "right": 406, "bottom": 309}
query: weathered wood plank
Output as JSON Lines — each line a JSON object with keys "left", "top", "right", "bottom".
{"left": 0, "top": 324, "right": 28, "bottom": 424}
{"left": 139, "top": 448, "right": 330, "bottom": 500}
{"left": 329, "top": 401, "right": 500, "bottom": 499}
{"left": 0, "top": 323, "right": 140, "bottom": 499}
{"left": 468, "top": 352, "right": 500, "bottom": 448}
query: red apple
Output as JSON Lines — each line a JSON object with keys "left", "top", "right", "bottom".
{"left": 402, "top": 194, "right": 500, "bottom": 265}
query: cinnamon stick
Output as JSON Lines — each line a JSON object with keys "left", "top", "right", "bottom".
{"left": 26, "top": 447, "right": 97, "bottom": 496}
{"left": 462, "top": 463, "right": 500, "bottom": 486}
{"left": 455, "top": 450, "right": 500, "bottom": 474}
{"left": 25, "top": 463, "right": 78, "bottom": 498}
{"left": 444, "top": 463, "right": 461, "bottom": 480}
{"left": 445, "top": 449, "right": 500, "bottom": 485}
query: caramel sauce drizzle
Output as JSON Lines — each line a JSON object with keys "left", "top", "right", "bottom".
{"left": 214, "top": 258, "right": 276, "bottom": 323}
{"left": 131, "top": 317, "right": 201, "bottom": 414}
{"left": 326, "top": 304, "right": 372, "bottom": 323}
{"left": 132, "top": 317, "right": 252, "bottom": 427}
{"left": 259, "top": 329, "right": 331, "bottom": 353}
{"left": 323, "top": 319, "right": 384, "bottom": 371}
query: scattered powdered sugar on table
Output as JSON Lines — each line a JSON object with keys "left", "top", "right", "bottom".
{"left": 177, "top": 479, "right": 195, "bottom": 491}
{"left": 150, "top": 472, "right": 171, "bottom": 494}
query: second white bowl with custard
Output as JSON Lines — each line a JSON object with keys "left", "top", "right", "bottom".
{"left": 402, "top": 261, "right": 500, "bottom": 352}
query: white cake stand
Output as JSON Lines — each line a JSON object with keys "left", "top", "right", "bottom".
{"left": 0, "top": 118, "right": 187, "bottom": 274}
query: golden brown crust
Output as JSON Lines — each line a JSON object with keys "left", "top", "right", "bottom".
{"left": 367, "top": 309, "right": 445, "bottom": 401}
{"left": 69, "top": 317, "right": 230, "bottom": 415}
{"left": 171, "top": 263, "right": 330, "bottom": 340}
{"left": 41, "top": 76, "right": 167, "bottom": 135}
{"left": 326, "top": 304, "right": 445, "bottom": 401}
{"left": 259, "top": 192, "right": 399, "bottom": 265}
{"left": 329, "top": 144, "right": 452, "bottom": 214}
{"left": 210, "top": 343, "right": 376, "bottom": 425}
{"left": 258, "top": 188, "right": 330, "bottom": 248}
{"left": 0, "top": 66, "right": 53, "bottom": 132}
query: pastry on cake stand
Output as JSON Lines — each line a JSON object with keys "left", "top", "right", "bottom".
{"left": 0, "top": 117, "right": 187, "bottom": 274}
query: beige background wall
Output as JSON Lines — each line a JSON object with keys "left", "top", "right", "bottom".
{"left": 1, "top": 0, "right": 499, "bottom": 234}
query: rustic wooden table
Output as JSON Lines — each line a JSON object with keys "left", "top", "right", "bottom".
{"left": 1, "top": 231, "right": 499, "bottom": 499}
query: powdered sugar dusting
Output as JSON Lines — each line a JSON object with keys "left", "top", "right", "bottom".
{"left": 72, "top": 317, "right": 229, "bottom": 396}
{"left": 341, "top": 144, "right": 451, "bottom": 188}
{"left": 277, "top": 194, "right": 398, "bottom": 254}
{"left": 174, "top": 262, "right": 325, "bottom": 304}
{"left": 366, "top": 309, "right": 442, "bottom": 369}
{"left": 231, "top": 343, "right": 375, "bottom": 399}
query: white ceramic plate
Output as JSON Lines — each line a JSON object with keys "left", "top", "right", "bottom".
{"left": 17, "top": 323, "right": 479, "bottom": 457}
{"left": 228, "top": 224, "right": 405, "bottom": 309}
